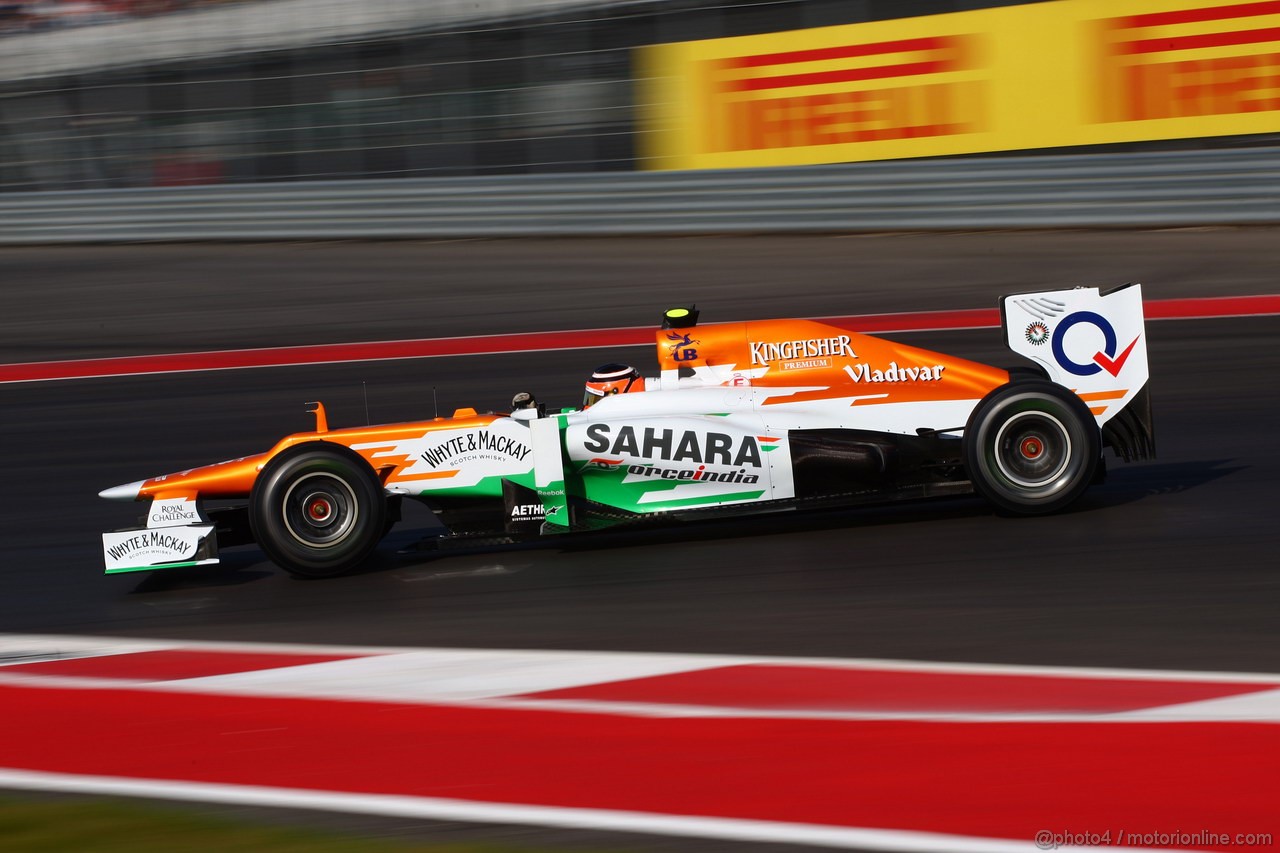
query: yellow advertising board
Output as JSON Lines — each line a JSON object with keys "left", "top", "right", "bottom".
{"left": 637, "top": 0, "right": 1280, "bottom": 169}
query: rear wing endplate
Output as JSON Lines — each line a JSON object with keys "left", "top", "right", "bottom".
{"left": 1001, "top": 283, "right": 1154, "bottom": 461}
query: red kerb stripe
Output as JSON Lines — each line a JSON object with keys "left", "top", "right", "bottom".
{"left": 517, "top": 664, "right": 1275, "bottom": 713}
{"left": 0, "top": 328, "right": 656, "bottom": 384}
{"left": 3, "top": 650, "right": 362, "bottom": 681}
{"left": 1145, "top": 293, "right": 1280, "bottom": 318}
{"left": 1, "top": 295, "right": 1276, "bottom": 385}
{"left": 1, "top": 682, "right": 1274, "bottom": 844}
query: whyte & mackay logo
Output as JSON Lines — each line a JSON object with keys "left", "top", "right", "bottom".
{"left": 421, "top": 429, "right": 532, "bottom": 469}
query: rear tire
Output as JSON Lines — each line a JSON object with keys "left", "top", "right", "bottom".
{"left": 964, "top": 380, "right": 1100, "bottom": 515}
{"left": 249, "top": 443, "right": 386, "bottom": 578}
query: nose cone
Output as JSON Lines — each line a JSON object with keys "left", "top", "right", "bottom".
{"left": 99, "top": 480, "right": 144, "bottom": 501}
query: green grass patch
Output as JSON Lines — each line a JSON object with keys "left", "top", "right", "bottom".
{"left": 0, "top": 796, "right": 594, "bottom": 853}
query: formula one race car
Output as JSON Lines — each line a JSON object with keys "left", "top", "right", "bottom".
{"left": 101, "top": 285, "right": 1154, "bottom": 578}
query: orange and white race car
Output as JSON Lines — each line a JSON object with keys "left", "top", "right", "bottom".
{"left": 101, "top": 285, "right": 1154, "bottom": 578}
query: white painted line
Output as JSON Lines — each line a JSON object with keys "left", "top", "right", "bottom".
{"left": 176, "top": 648, "right": 723, "bottom": 701}
{"left": 1107, "top": 688, "right": 1280, "bottom": 722}
{"left": 3, "top": 635, "right": 1278, "bottom": 723}
{"left": 3, "top": 672, "right": 1276, "bottom": 724}
{"left": 2, "top": 633, "right": 1278, "bottom": 684}
{"left": 0, "top": 767, "right": 1167, "bottom": 853}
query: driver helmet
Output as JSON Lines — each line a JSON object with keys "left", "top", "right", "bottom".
{"left": 583, "top": 363, "right": 645, "bottom": 408}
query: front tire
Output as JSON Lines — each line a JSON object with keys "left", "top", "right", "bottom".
{"left": 249, "top": 443, "right": 386, "bottom": 578}
{"left": 964, "top": 380, "right": 1100, "bottom": 515}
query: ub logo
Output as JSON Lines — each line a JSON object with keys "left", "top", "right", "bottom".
{"left": 666, "top": 331, "right": 700, "bottom": 362}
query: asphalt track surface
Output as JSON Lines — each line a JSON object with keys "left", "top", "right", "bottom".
{"left": 2, "top": 231, "right": 1279, "bottom": 849}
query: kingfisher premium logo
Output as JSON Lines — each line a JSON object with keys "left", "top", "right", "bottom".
{"left": 750, "top": 335, "right": 856, "bottom": 367}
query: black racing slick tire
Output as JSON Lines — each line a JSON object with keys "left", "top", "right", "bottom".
{"left": 249, "top": 443, "right": 387, "bottom": 578}
{"left": 963, "top": 380, "right": 1101, "bottom": 515}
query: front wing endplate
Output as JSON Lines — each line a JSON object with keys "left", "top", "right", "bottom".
{"left": 102, "top": 525, "right": 219, "bottom": 574}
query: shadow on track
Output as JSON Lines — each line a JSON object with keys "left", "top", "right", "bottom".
{"left": 1090, "top": 458, "right": 1243, "bottom": 505}
{"left": 129, "top": 564, "right": 274, "bottom": 593}
{"left": 117, "top": 459, "right": 1224, "bottom": 595}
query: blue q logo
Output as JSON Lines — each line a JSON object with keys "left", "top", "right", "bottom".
{"left": 1052, "top": 311, "right": 1139, "bottom": 378}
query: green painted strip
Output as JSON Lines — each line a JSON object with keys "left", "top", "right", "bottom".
{"left": 420, "top": 470, "right": 536, "bottom": 499}
{"left": 105, "top": 560, "right": 213, "bottom": 575}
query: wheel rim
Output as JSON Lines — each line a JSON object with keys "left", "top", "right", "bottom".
{"left": 993, "top": 411, "right": 1072, "bottom": 491}
{"left": 281, "top": 472, "right": 359, "bottom": 549}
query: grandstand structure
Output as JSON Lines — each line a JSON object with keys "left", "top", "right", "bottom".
{"left": 0, "top": 0, "right": 1037, "bottom": 191}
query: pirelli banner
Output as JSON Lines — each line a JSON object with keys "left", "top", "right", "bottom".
{"left": 637, "top": 0, "right": 1280, "bottom": 170}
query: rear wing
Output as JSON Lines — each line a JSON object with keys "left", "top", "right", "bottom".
{"left": 1001, "top": 283, "right": 1154, "bottom": 462}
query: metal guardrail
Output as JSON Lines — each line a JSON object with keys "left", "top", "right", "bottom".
{"left": 3, "top": 147, "right": 1280, "bottom": 243}
{"left": 0, "top": 0, "right": 599, "bottom": 82}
